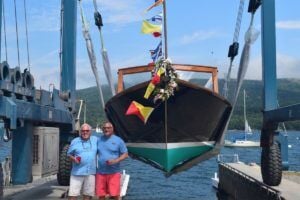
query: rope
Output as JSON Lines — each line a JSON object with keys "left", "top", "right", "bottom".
{"left": 233, "top": 0, "right": 245, "bottom": 43}
{"left": 23, "top": 0, "right": 31, "bottom": 71}
{"left": 223, "top": 0, "right": 245, "bottom": 98}
{"left": 2, "top": 0, "right": 8, "bottom": 61}
{"left": 13, "top": 0, "right": 20, "bottom": 67}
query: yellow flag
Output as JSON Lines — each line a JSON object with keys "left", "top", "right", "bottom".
{"left": 141, "top": 20, "right": 162, "bottom": 34}
{"left": 157, "top": 67, "right": 165, "bottom": 76}
{"left": 144, "top": 82, "right": 155, "bottom": 99}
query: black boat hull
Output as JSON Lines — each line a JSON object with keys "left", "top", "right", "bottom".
{"left": 105, "top": 79, "right": 232, "bottom": 174}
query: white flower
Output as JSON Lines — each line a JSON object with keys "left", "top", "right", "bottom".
{"left": 169, "top": 82, "right": 177, "bottom": 88}
{"left": 165, "top": 58, "right": 172, "bottom": 64}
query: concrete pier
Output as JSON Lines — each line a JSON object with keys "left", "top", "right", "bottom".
{"left": 218, "top": 162, "right": 300, "bottom": 200}
{"left": 3, "top": 171, "right": 129, "bottom": 200}
{"left": 3, "top": 175, "right": 68, "bottom": 200}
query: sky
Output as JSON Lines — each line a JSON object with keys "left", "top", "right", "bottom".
{"left": 1, "top": 0, "right": 300, "bottom": 90}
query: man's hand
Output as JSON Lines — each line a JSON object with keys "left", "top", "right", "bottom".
{"left": 106, "top": 159, "right": 119, "bottom": 165}
{"left": 70, "top": 156, "right": 81, "bottom": 164}
{"left": 106, "top": 153, "right": 128, "bottom": 165}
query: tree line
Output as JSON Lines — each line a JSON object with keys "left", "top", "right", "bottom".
{"left": 77, "top": 79, "right": 300, "bottom": 130}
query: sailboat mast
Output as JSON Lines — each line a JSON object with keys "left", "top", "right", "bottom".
{"left": 162, "top": 0, "right": 168, "bottom": 58}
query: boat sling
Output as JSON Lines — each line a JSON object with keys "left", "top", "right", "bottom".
{"left": 78, "top": 0, "right": 105, "bottom": 109}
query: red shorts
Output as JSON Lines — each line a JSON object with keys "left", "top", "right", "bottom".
{"left": 95, "top": 173, "right": 120, "bottom": 197}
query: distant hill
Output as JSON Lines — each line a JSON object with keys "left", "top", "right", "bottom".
{"left": 76, "top": 79, "right": 300, "bottom": 130}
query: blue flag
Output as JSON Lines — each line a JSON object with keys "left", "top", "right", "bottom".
{"left": 148, "top": 12, "right": 163, "bottom": 23}
{"left": 150, "top": 41, "right": 162, "bottom": 63}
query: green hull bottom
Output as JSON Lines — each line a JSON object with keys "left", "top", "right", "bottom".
{"left": 128, "top": 145, "right": 214, "bottom": 172}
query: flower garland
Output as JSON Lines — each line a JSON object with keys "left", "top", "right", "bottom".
{"left": 152, "top": 58, "right": 179, "bottom": 103}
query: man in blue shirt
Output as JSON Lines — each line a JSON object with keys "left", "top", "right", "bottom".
{"left": 96, "top": 121, "right": 128, "bottom": 200}
{"left": 67, "top": 123, "right": 97, "bottom": 200}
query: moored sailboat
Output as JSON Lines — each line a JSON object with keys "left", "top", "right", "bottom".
{"left": 225, "top": 90, "right": 259, "bottom": 147}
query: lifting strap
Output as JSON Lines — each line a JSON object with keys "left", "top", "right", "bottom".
{"left": 232, "top": 7, "right": 260, "bottom": 108}
{"left": 93, "top": 0, "right": 116, "bottom": 96}
{"left": 78, "top": 0, "right": 105, "bottom": 109}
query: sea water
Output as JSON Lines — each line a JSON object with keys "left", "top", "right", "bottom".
{"left": 0, "top": 131, "right": 299, "bottom": 199}
{"left": 123, "top": 131, "right": 300, "bottom": 200}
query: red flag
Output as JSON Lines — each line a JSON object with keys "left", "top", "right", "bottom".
{"left": 151, "top": 74, "right": 161, "bottom": 85}
{"left": 153, "top": 32, "right": 161, "bottom": 37}
{"left": 126, "top": 101, "right": 154, "bottom": 123}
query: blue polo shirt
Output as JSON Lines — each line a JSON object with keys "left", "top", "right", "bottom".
{"left": 67, "top": 135, "right": 98, "bottom": 175}
{"left": 97, "top": 134, "right": 128, "bottom": 174}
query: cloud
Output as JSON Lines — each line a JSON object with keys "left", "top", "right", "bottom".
{"left": 277, "top": 54, "right": 300, "bottom": 78}
{"left": 243, "top": 54, "right": 300, "bottom": 80}
{"left": 246, "top": 56, "right": 262, "bottom": 80}
{"left": 30, "top": 47, "right": 149, "bottom": 89}
{"left": 180, "top": 30, "right": 222, "bottom": 45}
{"left": 276, "top": 20, "right": 300, "bottom": 29}
{"left": 26, "top": 0, "right": 144, "bottom": 33}
{"left": 32, "top": 63, "right": 96, "bottom": 90}
{"left": 27, "top": 1, "right": 61, "bottom": 32}
{"left": 90, "top": 0, "right": 145, "bottom": 25}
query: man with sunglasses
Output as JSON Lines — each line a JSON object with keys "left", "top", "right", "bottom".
{"left": 96, "top": 121, "right": 128, "bottom": 200}
{"left": 67, "top": 123, "right": 98, "bottom": 200}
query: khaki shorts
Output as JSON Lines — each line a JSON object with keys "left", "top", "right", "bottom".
{"left": 68, "top": 175, "right": 95, "bottom": 197}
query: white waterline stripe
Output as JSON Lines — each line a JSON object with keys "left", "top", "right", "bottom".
{"left": 126, "top": 141, "right": 214, "bottom": 149}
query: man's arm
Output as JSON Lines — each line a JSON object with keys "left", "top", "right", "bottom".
{"left": 67, "top": 140, "right": 80, "bottom": 164}
{"left": 108, "top": 152, "right": 128, "bottom": 165}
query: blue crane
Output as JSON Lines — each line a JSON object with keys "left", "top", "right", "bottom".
{"left": 0, "top": 0, "right": 76, "bottom": 185}
{"left": 0, "top": 0, "right": 298, "bottom": 191}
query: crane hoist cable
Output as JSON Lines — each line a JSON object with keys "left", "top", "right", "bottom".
{"left": 23, "top": 0, "right": 31, "bottom": 71}
{"left": 92, "top": 0, "right": 116, "bottom": 96}
{"left": 223, "top": 0, "right": 245, "bottom": 98}
{"left": 2, "top": 0, "right": 8, "bottom": 61}
{"left": 78, "top": 0, "right": 105, "bottom": 110}
{"left": 13, "top": 0, "right": 20, "bottom": 67}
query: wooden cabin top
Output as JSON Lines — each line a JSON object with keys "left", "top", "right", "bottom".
{"left": 117, "top": 63, "right": 219, "bottom": 94}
